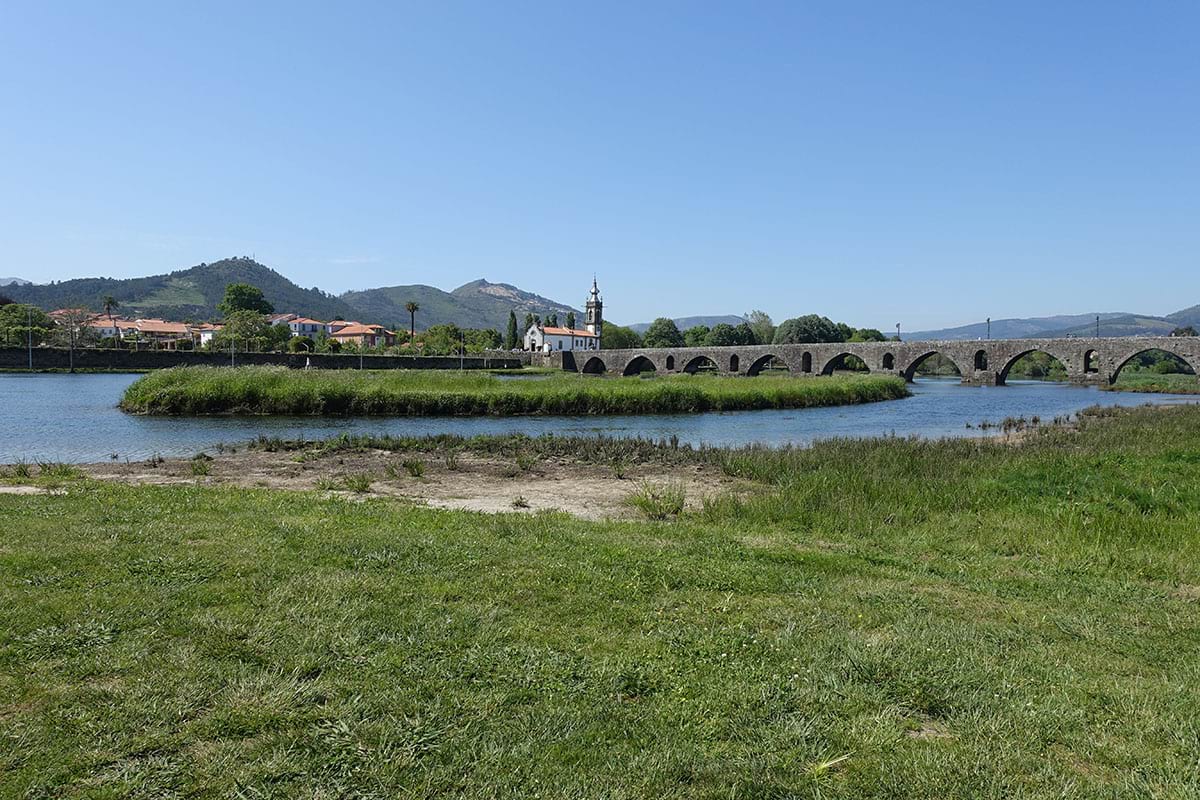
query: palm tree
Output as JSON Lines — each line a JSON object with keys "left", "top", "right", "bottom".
{"left": 405, "top": 301, "right": 419, "bottom": 342}
{"left": 102, "top": 295, "right": 118, "bottom": 322}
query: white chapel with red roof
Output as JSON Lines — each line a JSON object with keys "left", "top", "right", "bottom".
{"left": 523, "top": 278, "right": 603, "bottom": 353}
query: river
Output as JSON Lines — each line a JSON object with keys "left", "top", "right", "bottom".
{"left": 0, "top": 372, "right": 1195, "bottom": 463}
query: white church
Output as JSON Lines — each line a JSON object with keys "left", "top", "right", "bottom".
{"left": 524, "top": 278, "right": 603, "bottom": 352}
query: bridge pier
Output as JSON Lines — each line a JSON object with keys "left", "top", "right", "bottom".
{"left": 961, "top": 369, "right": 999, "bottom": 386}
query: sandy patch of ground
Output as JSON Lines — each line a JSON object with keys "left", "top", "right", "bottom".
{"left": 0, "top": 485, "right": 63, "bottom": 495}
{"left": 79, "top": 449, "right": 753, "bottom": 520}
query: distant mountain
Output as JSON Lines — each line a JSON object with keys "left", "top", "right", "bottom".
{"left": 908, "top": 312, "right": 1157, "bottom": 341}
{"left": 908, "top": 306, "right": 1199, "bottom": 340}
{"left": 1168, "top": 304, "right": 1200, "bottom": 327}
{"left": 341, "top": 279, "right": 578, "bottom": 331}
{"left": 0, "top": 277, "right": 30, "bottom": 286}
{"left": 2, "top": 258, "right": 358, "bottom": 322}
{"left": 629, "top": 315, "right": 746, "bottom": 334}
{"left": 2, "top": 259, "right": 582, "bottom": 331}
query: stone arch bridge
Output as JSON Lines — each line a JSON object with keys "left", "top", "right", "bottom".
{"left": 543, "top": 337, "right": 1200, "bottom": 386}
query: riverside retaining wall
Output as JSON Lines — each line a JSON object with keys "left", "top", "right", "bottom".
{"left": 0, "top": 347, "right": 529, "bottom": 372}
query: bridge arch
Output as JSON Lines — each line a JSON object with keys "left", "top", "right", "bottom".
{"left": 581, "top": 356, "right": 607, "bottom": 375}
{"left": 665, "top": 355, "right": 675, "bottom": 371}
{"left": 746, "top": 354, "right": 789, "bottom": 376}
{"left": 1108, "top": 347, "right": 1199, "bottom": 386}
{"left": 729, "top": 354, "right": 740, "bottom": 373}
{"left": 622, "top": 355, "right": 658, "bottom": 376}
{"left": 682, "top": 354, "right": 719, "bottom": 374}
{"left": 974, "top": 349, "right": 988, "bottom": 371}
{"left": 820, "top": 352, "right": 871, "bottom": 376}
{"left": 801, "top": 352, "right": 813, "bottom": 373}
{"left": 996, "top": 349, "right": 1069, "bottom": 384}
{"left": 881, "top": 352, "right": 895, "bottom": 371}
{"left": 902, "top": 351, "right": 964, "bottom": 382}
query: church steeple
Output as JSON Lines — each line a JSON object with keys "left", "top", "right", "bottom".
{"left": 585, "top": 276, "right": 603, "bottom": 344}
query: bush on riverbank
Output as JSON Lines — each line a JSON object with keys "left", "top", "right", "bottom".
{"left": 118, "top": 366, "right": 909, "bottom": 415}
{"left": 4, "top": 405, "right": 1200, "bottom": 795}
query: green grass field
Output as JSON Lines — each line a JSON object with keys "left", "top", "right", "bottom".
{"left": 1106, "top": 371, "right": 1200, "bottom": 394}
{"left": 118, "top": 366, "right": 909, "bottom": 416}
{"left": 3, "top": 405, "right": 1200, "bottom": 796}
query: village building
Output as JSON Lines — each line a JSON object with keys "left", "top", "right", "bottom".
{"left": 190, "top": 322, "right": 224, "bottom": 347}
{"left": 524, "top": 278, "right": 603, "bottom": 352}
{"left": 131, "top": 319, "right": 191, "bottom": 349}
{"left": 328, "top": 322, "right": 396, "bottom": 348}
{"left": 287, "top": 317, "right": 327, "bottom": 338}
{"left": 86, "top": 316, "right": 127, "bottom": 339}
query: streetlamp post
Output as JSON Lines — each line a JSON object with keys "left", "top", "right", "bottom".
{"left": 1095, "top": 315, "right": 1100, "bottom": 337}
{"left": 987, "top": 317, "right": 991, "bottom": 340}
{"left": 895, "top": 322, "right": 901, "bottom": 342}
{"left": 27, "top": 306, "right": 33, "bottom": 370}
{"left": 460, "top": 332, "right": 465, "bottom": 371}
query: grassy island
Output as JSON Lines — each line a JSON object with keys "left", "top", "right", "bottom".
{"left": 1104, "top": 371, "right": 1200, "bottom": 394}
{"left": 118, "top": 366, "right": 910, "bottom": 416}
{"left": 3, "top": 405, "right": 1200, "bottom": 796}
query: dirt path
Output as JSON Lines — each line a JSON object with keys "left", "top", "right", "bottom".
{"left": 79, "top": 449, "right": 750, "bottom": 520}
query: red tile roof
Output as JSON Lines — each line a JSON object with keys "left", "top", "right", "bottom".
{"left": 542, "top": 326, "right": 597, "bottom": 337}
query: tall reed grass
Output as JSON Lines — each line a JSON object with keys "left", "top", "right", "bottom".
{"left": 120, "top": 366, "right": 909, "bottom": 416}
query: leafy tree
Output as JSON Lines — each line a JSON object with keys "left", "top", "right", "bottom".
{"left": 642, "top": 318, "right": 685, "bottom": 348}
{"left": 772, "top": 314, "right": 842, "bottom": 344}
{"left": 849, "top": 328, "right": 887, "bottom": 342}
{"left": 565, "top": 311, "right": 576, "bottom": 330}
{"left": 211, "top": 311, "right": 286, "bottom": 352}
{"left": 546, "top": 313, "right": 559, "bottom": 327}
{"left": 744, "top": 310, "right": 775, "bottom": 346}
{"left": 835, "top": 322, "right": 855, "bottom": 343}
{"left": 288, "top": 336, "right": 315, "bottom": 353}
{"left": 218, "top": 283, "right": 273, "bottom": 316}
{"left": 601, "top": 324, "right": 642, "bottom": 350}
{"left": 1171, "top": 326, "right": 1198, "bottom": 337}
{"left": 683, "top": 325, "right": 710, "bottom": 347}
{"left": 0, "top": 293, "right": 12, "bottom": 306}
{"left": 405, "top": 301, "right": 420, "bottom": 340}
{"left": 734, "top": 322, "right": 758, "bottom": 345}
{"left": 50, "top": 307, "right": 98, "bottom": 369}
{"left": 705, "top": 323, "right": 740, "bottom": 347}
{"left": 506, "top": 311, "right": 519, "bottom": 349}
{"left": 523, "top": 313, "right": 535, "bottom": 334}
{"left": 0, "top": 303, "right": 54, "bottom": 347}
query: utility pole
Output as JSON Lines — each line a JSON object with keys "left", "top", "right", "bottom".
{"left": 460, "top": 331, "right": 465, "bottom": 370}
{"left": 27, "top": 306, "right": 33, "bottom": 370}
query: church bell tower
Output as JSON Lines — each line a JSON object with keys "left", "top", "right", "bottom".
{"left": 585, "top": 276, "right": 603, "bottom": 345}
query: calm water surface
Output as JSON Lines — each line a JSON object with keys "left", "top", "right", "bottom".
{"left": 1, "top": 373, "right": 1195, "bottom": 463}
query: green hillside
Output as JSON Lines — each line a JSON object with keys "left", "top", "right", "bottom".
{"left": 3, "top": 258, "right": 358, "bottom": 323}
{"left": 341, "top": 278, "right": 578, "bottom": 331}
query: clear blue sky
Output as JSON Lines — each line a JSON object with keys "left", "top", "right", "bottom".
{"left": 2, "top": 1, "right": 1197, "bottom": 330}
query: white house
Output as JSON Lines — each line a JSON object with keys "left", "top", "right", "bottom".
{"left": 288, "top": 317, "right": 326, "bottom": 337}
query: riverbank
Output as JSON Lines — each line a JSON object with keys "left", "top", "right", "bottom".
{"left": 1104, "top": 372, "right": 1200, "bottom": 394}
{"left": 118, "top": 366, "right": 910, "bottom": 416}
{"left": 3, "top": 404, "right": 1199, "bottom": 795}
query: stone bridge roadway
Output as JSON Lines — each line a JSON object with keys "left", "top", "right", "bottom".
{"left": 546, "top": 337, "right": 1200, "bottom": 386}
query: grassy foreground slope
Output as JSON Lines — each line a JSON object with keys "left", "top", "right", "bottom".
{"left": 3, "top": 406, "right": 1200, "bottom": 797}
{"left": 119, "top": 366, "right": 909, "bottom": 415}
